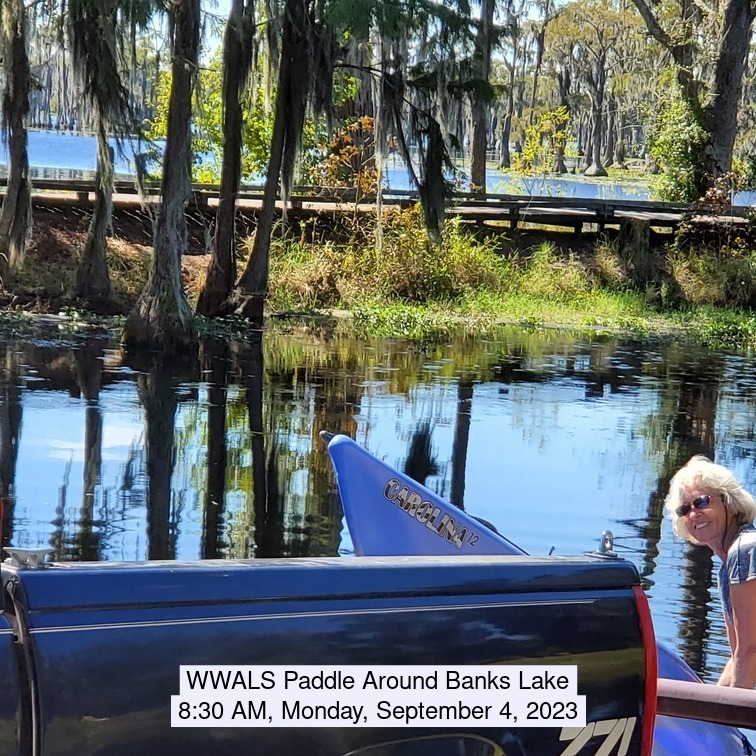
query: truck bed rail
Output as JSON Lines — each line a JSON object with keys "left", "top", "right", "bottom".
{"left": 657, "top": 678, "right": 756, "bottom": 729}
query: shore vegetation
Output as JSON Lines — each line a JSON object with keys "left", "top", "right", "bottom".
{"left": 256, "top": 205, "right": 756, "bottom": 347}
{"left": 8, "top": 202, "right": 756, "bottom": 350}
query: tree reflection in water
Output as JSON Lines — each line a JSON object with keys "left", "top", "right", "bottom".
{"left": 137, "top": 356, "right": 197, "bottom": 561}
{"left": 0, "top": 343, "right": 21, "bottom": 548}
{"left": 636, "top": 352, "right": 722, "bottom": 677}
{"left": 238, "top": 333, "right": 284, "bottom": 559}
{"left": 200, "top": 336, "right": 229, "bottom": 560}
{"left": 71, "top": 341, "right": 105, "bottom": 561}
{"left": 1, "top": 324, "right": 755, "bottom": 683}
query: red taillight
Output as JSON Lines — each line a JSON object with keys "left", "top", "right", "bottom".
{"left": 633, "top": 585, "right": 657, "bottom": 756}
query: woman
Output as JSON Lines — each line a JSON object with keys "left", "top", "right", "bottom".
{"left": 665, "top": 455, "right": 756, "bottom": 688}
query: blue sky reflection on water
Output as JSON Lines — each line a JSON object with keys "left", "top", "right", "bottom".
{"left": 348, "top": 346, "right": 739, "bottom": 683}
{"left": 4, "top": 327, "right": 754, "bottom": 685}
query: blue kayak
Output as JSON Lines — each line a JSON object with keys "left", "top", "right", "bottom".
{"left": 324, "top": 432, "right": 754, "bottom": 756}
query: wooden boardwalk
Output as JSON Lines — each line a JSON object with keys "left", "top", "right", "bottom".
{"left": 15, "top": 177, "right": 753, "bottom": 234}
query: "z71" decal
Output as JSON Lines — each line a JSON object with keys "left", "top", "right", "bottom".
{"left": 559, "top": 718, "right": 637, "bottom": 756}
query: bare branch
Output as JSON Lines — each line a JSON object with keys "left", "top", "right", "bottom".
{"left": 629, "top": 0, "right": 674, "bottom": 51}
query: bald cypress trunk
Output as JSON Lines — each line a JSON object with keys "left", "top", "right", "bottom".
{"left": 701, "top": 0, "right": 752, "bottom": 182}
{"left": 498, "top": 26, "right": 519, "bottom": 171}
{"left": 226, "top": 0, "right": 312, "bottom": 325}
{"left": 75, "top": 112, "right": 114, "bottom": 309}
{"left": 470, "top": 0, "right": 494, "bottom": 193}
{"left": 196, "top": 0, "right": 255, "bottom": 316}
{"left": 631, "top": 0, "right": 754, "bottom": 196}
{"left": 123, "top": 0, "right": 200, "bottom": 353}
{"left": 0, "top": 0, "right": 32, "bottom": 282}
{"left": 584, "top": 55, "right": 608, "bottom": 177}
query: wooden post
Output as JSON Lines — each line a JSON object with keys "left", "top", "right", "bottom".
{"left": 510, "top": 206, "right": 519, "bottom": 231}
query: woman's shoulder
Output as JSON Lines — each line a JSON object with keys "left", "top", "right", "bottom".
{"left": 726, "top": 524, "right": 756, "bottom": 584}
{"left": 729, "top": 524, "right": 756, "bottom": 552}
{"left": 736, "top": 523, "right": 756, "bottom": 542}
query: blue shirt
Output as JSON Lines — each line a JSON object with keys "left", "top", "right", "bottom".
{"left": 719, "top": 524, "right": 756, "bottom": 622}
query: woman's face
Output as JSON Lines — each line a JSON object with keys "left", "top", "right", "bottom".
{"left": 679, "top": 484, "right": 727, "bottom": 547}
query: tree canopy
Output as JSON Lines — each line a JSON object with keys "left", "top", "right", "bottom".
{"left": 1, "top": 0, "right": 755, "bottom": 343}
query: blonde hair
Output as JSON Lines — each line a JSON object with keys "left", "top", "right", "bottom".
{"left": 665, "top": 455, "right": 756, "bottom": 543}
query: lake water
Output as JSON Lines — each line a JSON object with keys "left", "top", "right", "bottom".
{"left": 0, "top": 321, "right": 753, "bottom": 687}
{"left": 5, "top": 129, "right": 756, "bottom": 206}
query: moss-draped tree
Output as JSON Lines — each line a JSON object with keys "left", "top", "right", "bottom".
{"left": 196, "top": 0, "right": 256, "bottom": 316}
{"left": 123, "top": 0, "right": 200, "bottom": 353}
{"left": 69, "top": 0, "right": 153, "bottom": 311}
{"left": 224, "top": 0, "right": 470, "bottom": 323}
{"left": 224, "top": 0, "right": 314, "bottom": 324}
{"left": 0, "top": 0, "right": 32, "bottom": 284}
{"left": 631, "top": 0, "right": 755, "bottom": 195}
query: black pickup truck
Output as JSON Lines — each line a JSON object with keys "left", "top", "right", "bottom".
{"left": 0, "top": 552, "right": 655, "bottom": 756}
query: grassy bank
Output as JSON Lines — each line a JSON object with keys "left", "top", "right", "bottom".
{"left": 263, "top": 205, "right": 756, "bottom": 347}
{"left": 7, "top": 203, "right": 756, "bottom": 348}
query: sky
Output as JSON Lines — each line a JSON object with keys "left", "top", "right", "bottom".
{"left": 204, "top": 0, "right": 231, "bottom": 19}
{"left": 201, "top": 0, "right": 231, "bottom": 54}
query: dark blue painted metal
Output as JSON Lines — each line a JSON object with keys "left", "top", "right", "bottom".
{"left": 3, "top": 557, "right": 643, "bottom": 756}
{"left": 0, "top": 614, "right": 21, "bottom": 755}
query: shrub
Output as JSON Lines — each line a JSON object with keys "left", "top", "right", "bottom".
{"left": 667, "top": 243, "right": 756, "bottom": 308}
{"left": 648, "top": 92, "right": 707, "bottom": 202}
{"left": 266, "top": 206, "right": 511, "bottom": 309}
{"left": 513, "top": 242, "right": 594, "bottom": 301}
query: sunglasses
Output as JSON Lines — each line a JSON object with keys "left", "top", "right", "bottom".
{"left": 676, "top": 494, "right": 712, "bottom": 518}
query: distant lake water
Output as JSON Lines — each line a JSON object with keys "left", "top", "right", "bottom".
{"left": 3, "top": 129, "right": 147, "bottom": 180}
{"left": 5, "top": 129, "right": 756, "bottom": 206}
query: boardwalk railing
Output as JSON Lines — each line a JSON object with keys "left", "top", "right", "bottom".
{"left": 8, "top": 177, "right": 753, "bottom": 232}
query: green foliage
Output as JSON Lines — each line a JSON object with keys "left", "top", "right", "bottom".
{"left": 145, "top": 49, "right": 361, "bottom": 184}
{"left": 695, "top": 310, "right": 756, "bottom": 348}
{"left": 352, "top": 303, "right": 458, "bottom": 340}
{"left": 579, "top": 313, "right": 653, "bottom": 336}
{"left": 648, "top": 93, "right": 707, "bottom": 202}
{"left": 145, "top": 51, "right": 273, "bottom": 182}
{"left": 266, "top": 206, "right": 510, "bottom": 310}
{"left": 325, "top": 0, "right": 463, "bottom": 43}
{"left": 511, "top": 107, "right": 570, "bottom": 174}
{"left": 732, "top": 157, "right": 756, "bottom": 192}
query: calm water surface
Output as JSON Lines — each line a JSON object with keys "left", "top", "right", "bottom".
{"left": 1, "top": 323, "right": 754, "bottom": 684}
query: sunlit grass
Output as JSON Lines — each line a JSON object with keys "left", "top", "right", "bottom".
{"left": 265, "top": 210, "right": 756, "bottom": 347}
